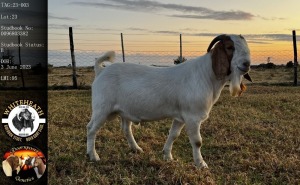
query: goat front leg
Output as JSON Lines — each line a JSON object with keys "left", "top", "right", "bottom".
{"left": 186, "top": 120, "right": 208, "bottom": 168}
{"left": 163, "top": 120, "right": 185, "bottom": 160}
{"left": 121, "top": 118, "right": 143, "bottom": 152}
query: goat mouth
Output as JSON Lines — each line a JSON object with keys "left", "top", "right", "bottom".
{"left": 237, "top": 66, "right": 252, "bottom": 82}
{"left": 237, "top": 66, "right": 249, "bottom": 74}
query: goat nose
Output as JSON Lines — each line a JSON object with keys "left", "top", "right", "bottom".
{"left": 243, "top": 61, "right": 250, "bottom": 68}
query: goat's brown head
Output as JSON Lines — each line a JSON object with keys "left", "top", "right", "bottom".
{"left": 207, "top": 34, "right": 252, "bottom": 96}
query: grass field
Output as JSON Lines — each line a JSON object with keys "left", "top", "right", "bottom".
{"left": 48, "top": 67, "right": 300, "bottom": 184}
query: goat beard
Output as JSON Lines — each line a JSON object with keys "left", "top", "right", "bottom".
{"left": 229, "top": 72, "right": 244, "bottom": 97}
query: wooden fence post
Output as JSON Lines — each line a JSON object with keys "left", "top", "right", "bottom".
{"left": 121, "top": 33, "right": 125, "bottom": 62}
{"left": 180, "top": 34, "right": 182, "bottom": 63}
{"left": 69, "top": 27, "right": 78, "bottom": 89}
{"left": 293, "top": 30, "right": 298, "bottom": 86}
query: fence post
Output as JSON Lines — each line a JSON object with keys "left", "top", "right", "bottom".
{"left": 69, "top": 27, "right": 78, "bottom": 89}
{"left": 121, "top": 33, "right": 125, "bottom": 62}
{"left": 180, "top": 34, "right": 182, "bottom": 63}
{"left": 293, "top": 30, "right": 298, "bottom": 86}
{"left": 18, "top": 35, "right": 25, "bottom": 88}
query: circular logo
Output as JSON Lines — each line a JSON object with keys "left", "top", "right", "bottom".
{"left": 2, "top": 145, "right": 47, "bottom": 183}
{"left": 2, "top": 100, "right": 46, "bottom": 142}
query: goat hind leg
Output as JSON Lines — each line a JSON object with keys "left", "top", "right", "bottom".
{"left": 163, "top": 120, "right": 184, "bottom": 160}
{"left": 86, "top": 112, "right": 107, "bottom": 161}
{"left": 121, "top": 118, "right": 143, "bottom": 152}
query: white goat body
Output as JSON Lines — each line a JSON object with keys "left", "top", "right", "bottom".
{"left": 87, "top": 34, "right": 251, "bottom": 168}
{"left": 93, "top": 54, "right": 219, "bottom": 122}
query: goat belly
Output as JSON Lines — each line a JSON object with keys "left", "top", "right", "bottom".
{"left": 114, "top": 90, "right": 177, "bottom": 122}
{"left": 118, "top": 108, "right": 170, "bottom": 122}
{"left": 116, "top": 96, "right": 175, "bottom": 122}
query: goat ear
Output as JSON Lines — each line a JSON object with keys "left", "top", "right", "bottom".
{"left": 2, "top": 160, "right": 13, "bottom": 176}
{"left": 211, "top": 41, "right": 232, "bottom": 79}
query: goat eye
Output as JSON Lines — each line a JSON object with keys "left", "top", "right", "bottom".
{"left": 227, "top": 46, "right": 234, "bottom": 50}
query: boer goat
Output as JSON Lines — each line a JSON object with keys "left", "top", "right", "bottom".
{"left": 86, "top": 34, "right": 252, "bottom": 168}
{"left": 2, "top": 155, "right": 22, "bottom": 177}
{"left": 25, "top": 157, "right": 46, "bottom": 179}
{"left": 12, "top": 109, "right": 34, "bottom": 132}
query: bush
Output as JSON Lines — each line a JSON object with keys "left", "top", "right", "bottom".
{"left": 48, "top": 64, "right": 54, "bottom": 73}
{"left": 286, "top": 61, "right": 294, "bottom": 68}
{"left": 258, "top": 62, "right": 276, "bottom": 69}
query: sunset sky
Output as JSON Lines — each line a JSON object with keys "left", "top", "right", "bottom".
{"left": 48, "top": 0, "right": 300, "bottom": 65}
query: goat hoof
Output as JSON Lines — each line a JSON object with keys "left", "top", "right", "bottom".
{"left": 163, "top": 154, "right": 173, "bottom": 161}
{"left": 87, "top": 153, "right": 100, "bottom": 161}
{"left": 162, "top": 150, "right": 173, "bottom": 161}
{"left": 131, "top": 147, "right": 143, "bottom": 153}
{"left": 196, "top": 161, "right": 208, "bottom": 169}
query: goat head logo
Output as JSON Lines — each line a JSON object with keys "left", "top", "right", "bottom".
{"left": 1, "top": 100, "right": 46, "bottom": 142}
{"left": 2, "top": 145, "right": 47, "bottom": 182}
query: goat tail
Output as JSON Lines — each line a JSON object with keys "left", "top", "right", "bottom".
{"left": 95, "top": 51, "right": 116, "bottom": 76}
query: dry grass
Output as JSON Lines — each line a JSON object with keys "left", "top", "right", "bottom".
{"left": 48, "top": 67, "right": 94, "bottom": 88}
{"left": 249, "top": 67, "right": 296, "bottom": 85}
{"left": 48, "top": 66, "right": 299, "bottom": 88}
{"left": 48, "top": 67, "right": 300, "bottom": 184}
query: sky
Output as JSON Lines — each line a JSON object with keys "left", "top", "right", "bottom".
{"left": 48, "top": 0, "right": 300, "bottom": 65}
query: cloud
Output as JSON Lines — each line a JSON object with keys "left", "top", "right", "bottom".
{"left": 153, "top": 30, "right": 180, "bottom": 35}
{"left": 245, "top": 34, "right": 295, "bottom": 41}
{"left": 170, "top": 10, "right": 254, "bottom": 20}
{"left": 48, "top": 24, "right": 75, "bottom": 29}
{"left": 69, "top": 0, "right": 255, "bottom": 21}
{"left": 256, "top": 15, "right": 286, "bottom": 21}
{"left": 127, "top": 27, "right": 149, "bottom": 31}
{"left": 192, "top": 33, "right": 297, "bottom": 42}
{"left": 125, "top": 27, "right": 180, "bottom": 35}
{"left": 49, "top": 14, "right": 77, "bottom": 21}
{"left": 48, "top": 23, "right": 120, "bottom": 33}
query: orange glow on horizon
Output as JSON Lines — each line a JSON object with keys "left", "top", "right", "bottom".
{"left": 3, "top": 150, "right": 45, "bottom": 160}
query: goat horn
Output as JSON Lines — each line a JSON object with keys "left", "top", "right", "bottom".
{"left": 207, "top": 34, "right": 227, "bottom": 52}
{"left": 244, "top": 73, "right": 253, "bottom": 82}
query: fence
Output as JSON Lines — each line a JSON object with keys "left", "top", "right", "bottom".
{"left": 48, "top": 28, "right": 299, "bottom": 88}
{"left": 48, "top": 49, "right": 295, "bottom": 67}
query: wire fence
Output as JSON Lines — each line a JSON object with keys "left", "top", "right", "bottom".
{"left": 48, "top": 49, "right": 295, "bottom": 67}
{"left": 48, "top": 30, "right": 299, "bottom": 88}
{"left": 49, "top": 32, "right": 296, "bottom": 67}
